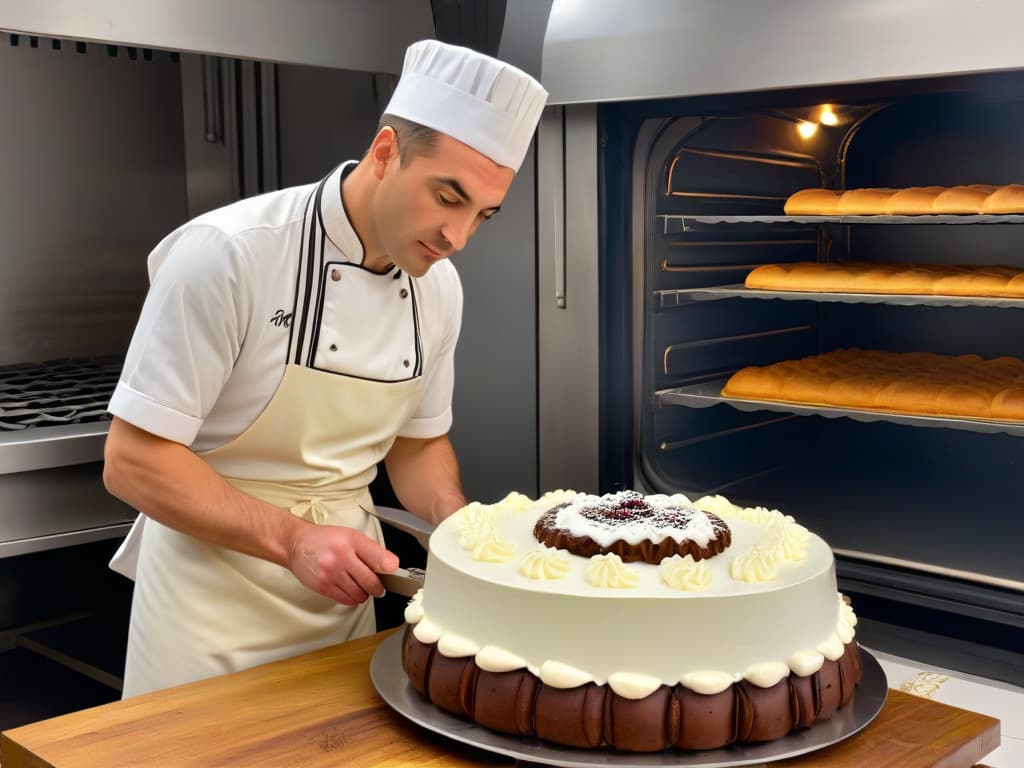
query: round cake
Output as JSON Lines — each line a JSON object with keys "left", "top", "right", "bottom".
{"left": 400, "top": 490, "right": 862, "bottom": 752}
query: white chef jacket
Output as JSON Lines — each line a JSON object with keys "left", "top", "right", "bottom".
{"left": 108, "top": 162, "right": 461, "bottom": 453}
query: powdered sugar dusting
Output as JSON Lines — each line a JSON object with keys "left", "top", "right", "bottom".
{"left": 552, "top": 491, "right": 728, "bottom": 547}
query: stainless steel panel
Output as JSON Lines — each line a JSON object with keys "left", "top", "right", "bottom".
{"left": 0, "top": 0, "right": 433, "bottom": 73}
{"left": 0, "top": 424, "right": 107, "bottom": 475}
{"left": 0, "top": 40, "right": 186, "bottom": 367}
{"left": 537, "top": 104, "right": 599, "bottom": 494}
{"left": 0, "top": 463, "right": 136, "bottom": 557}
{"left": 447, "top": 142, "right": 540, "bottom": 502}
{"left": 543, "top": 0, "right": 1024, "bottom": 105}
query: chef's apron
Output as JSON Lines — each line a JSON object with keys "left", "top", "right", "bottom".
{"left": 117, "top": 169, "right": 424, "bottom": 697}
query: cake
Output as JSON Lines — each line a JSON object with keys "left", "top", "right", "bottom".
{"left": 400, "top": 490, "right": 863, "bottom": 752}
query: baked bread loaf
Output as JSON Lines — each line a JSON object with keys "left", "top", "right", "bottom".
{"left": 783, "top": 188, "right": 841, "bottom": 215}
{"left": 783, "top": 184, "right": 1023, "bottom": 216}
{"left": 932, "top": 184, "right": 999, "bottom": 214}
{"left": 981, "top": 184, "right": 1024, "bottom": 214}
{"left": 883, "top": 186, "right": 946, "bottom": 215}
{"left": 836, "top": 188, "right": 896, "bottom": 214}
{"left": 722, "top": 349, "right": 1024, "bottom": 421}
{"left": 745, "top": 261, "right": 1024, "bottom": 298}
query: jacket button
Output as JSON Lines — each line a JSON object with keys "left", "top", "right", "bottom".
{"left": 329, "top": 344, "right": 338, "bottom": 352}
{"left": 331, "top": 269, "right": 341, "bottom": 281}
{"left": 403, "top": 360, "right": 410, "bottom": 367}
{"left": 400, "top": 288, "right": 409, "bottom": 299}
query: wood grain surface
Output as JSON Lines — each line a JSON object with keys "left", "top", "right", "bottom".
{"left": 0, "top": 629, "right": 1001, "bottom": 768}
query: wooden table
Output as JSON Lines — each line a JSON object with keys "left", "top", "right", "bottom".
{"left": 0, "top": 630, "right": 1001, "bottom": 767}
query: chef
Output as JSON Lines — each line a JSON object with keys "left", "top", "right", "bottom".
{"left": 102, "top": 39, "right": 548, "bottom": 696}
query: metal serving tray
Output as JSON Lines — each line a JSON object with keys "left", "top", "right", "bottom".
{"left": 657, "top": 285, "right": 1024, "bottom": 309}
{"left": 370, "top": 631, "right": 888, "bottom": 768}
{"left": 658, "top": 378, "right": 1024, "bottom": 437}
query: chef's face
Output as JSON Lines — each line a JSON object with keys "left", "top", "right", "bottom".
{"left": 370, "top": 128, "right": 515, "bottom": 277}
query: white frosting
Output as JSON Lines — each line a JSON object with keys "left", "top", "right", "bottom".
{"left": 789, "top": 649, "right": 826, "bottom": 676}
{"left": 551, "top": 492, "right": 724, "bottom": 548}
{"left": 412, "top": 617, "right": 441, "bottom": 644}
{"left": 730, "top": 545, "right": 780, "bottom": 582}
{"left": 540, "top": 660, "right": 595, "bottom": 689}
{"left": 773, "top": 518, "right": 810, "bottom": 562}
{"left": 692, "top": 494, "right": 740, "bottom": 518}
{"left": 680, "top": 670, "right": 735, "bottom": 695}
{"left": 743, "top": 661, "right": 791, "bottom": 688}
{"left": 520, "top": 546, "right": 571, "bottom": 580}
{"left": 404, "top": 590, "right": 425, "bottom": 624}
{"left": 417, "top": 491, "right": 857, "bottom": 694}
{"left": 586, "top": 553, "right": 640, "bottom": 588}
{"left": 476, "top": 645, "right": 528, "bottom": 673}
{"left": 497, "top": 491, "right": 534, "bottom": 513}
{"left": 660, "top": 554, "right": 711, "bottom": 591}
{"left": 437, "top": 632, "right": 479, "bottom": 658}
{"left": 817, "top": 632, "right": 846, "bottom": 661}
{"left": 469, "top": 529, "right": 515, "bottom": 562}
{"left": 608, "top": 672, "right": 663, "bottom": 700}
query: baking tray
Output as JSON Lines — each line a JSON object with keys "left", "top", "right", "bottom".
{"left": 657, "top": 285, "right": 1024, "bottom": 310}
{"left": 370, "top": 631, "right": 888, "bottom": 768}
{"left": 658, "top": 213, "right": 1024, "bottom": 233}
{"left": 658, "top": 379, "right": 1024, "bottom": 437}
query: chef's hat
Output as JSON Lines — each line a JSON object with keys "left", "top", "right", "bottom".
{"left": 383, "top": 39, "right": 548, "bottom": 172}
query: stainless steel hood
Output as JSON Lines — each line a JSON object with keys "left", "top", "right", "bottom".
{"left": 542, "top": 0, "right": 1024, "bottom": 105}
{"left": 0, "top": 0, "right": 434, "bottom": 72}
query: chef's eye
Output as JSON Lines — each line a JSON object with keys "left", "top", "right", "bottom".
{"left": 438, "top": 192, "right": 458, "bottom": 206}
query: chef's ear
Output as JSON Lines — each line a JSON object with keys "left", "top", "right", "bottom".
{"left": 369, "top": 126, "right": 400, "bottom": 179}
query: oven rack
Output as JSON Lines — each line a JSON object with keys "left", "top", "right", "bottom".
{"left": 656, "top": 284, "right": 1024, "bottom": 309}
{"left": 658, "top": 378, "right": 1024, "bottom": 437}
{"left": 658, "top": 213, "right": 1024, "bottom": 233}
{"left": 1, "top": 357, "right": 121, "bottom": 473}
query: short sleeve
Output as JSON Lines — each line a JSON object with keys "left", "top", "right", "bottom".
{"left": 107, "top": 225, "right": 251, "bottom": 445}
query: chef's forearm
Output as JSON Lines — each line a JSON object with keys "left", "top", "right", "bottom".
{"left": 385, "top": 435, "right": 467, "bottom": 524}
{"left": 103, "top": 417, "right": 305, "bottom": 568}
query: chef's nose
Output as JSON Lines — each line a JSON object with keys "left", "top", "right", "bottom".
{"left": 440, "top": 218, "right": 472, "bottom": 252}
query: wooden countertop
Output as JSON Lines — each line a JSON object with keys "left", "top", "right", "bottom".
{"left": 0, "top": 629, "right": 1001, "bottom": 768}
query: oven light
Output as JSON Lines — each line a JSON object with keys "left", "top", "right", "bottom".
{"left": 820, "top": 106, "right": 839, "bottom": 126}
{"left": 797, "top": 121, "right": 818, "bottom": 139}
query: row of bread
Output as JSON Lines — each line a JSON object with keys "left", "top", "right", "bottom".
{"left": 745, "top": 261, "right": 1024, "bottom": 298}
{"left": 784, "top": 184, "right": 1024, "bottom": 215}
{"left": 721, "top": 349, "right": 1024, "bottom": 421}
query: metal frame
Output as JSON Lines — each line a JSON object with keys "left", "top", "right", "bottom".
{"left": 537, "top": 104, "right": 600, "bottom": 494}
{"left": 0, "top": 0, "right": 432, "bottom": 72}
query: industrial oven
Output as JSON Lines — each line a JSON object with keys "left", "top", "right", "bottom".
{"left": 530, "top": 0, "right": 1024, "bottom": 687}
{"left": 1, "top": 0, "right": 1022, "bottom": 732}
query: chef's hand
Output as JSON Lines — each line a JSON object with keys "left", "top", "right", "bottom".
{"left": 287, "top": 524, "right": 400, "bottom": 607}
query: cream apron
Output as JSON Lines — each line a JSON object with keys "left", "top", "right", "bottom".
{"left": 116, "top": 170, "right": 424, "bottom": 696}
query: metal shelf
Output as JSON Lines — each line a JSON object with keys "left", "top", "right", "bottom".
{"left": 659, "top": 213, "right": 1024, "bottom": 233}
{"left": 0, "top": 422, "right": 110, "bottom": 474}
{"left": 658, "top": 378, "right": 1024, "bottom": 437}
{"left": 657, "top": 284, "right": 1024, "bottom": 309}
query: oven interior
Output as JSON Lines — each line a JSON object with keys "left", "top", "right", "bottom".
{"left": 600, "top": 70, "right": 1024, "bottom": 685}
